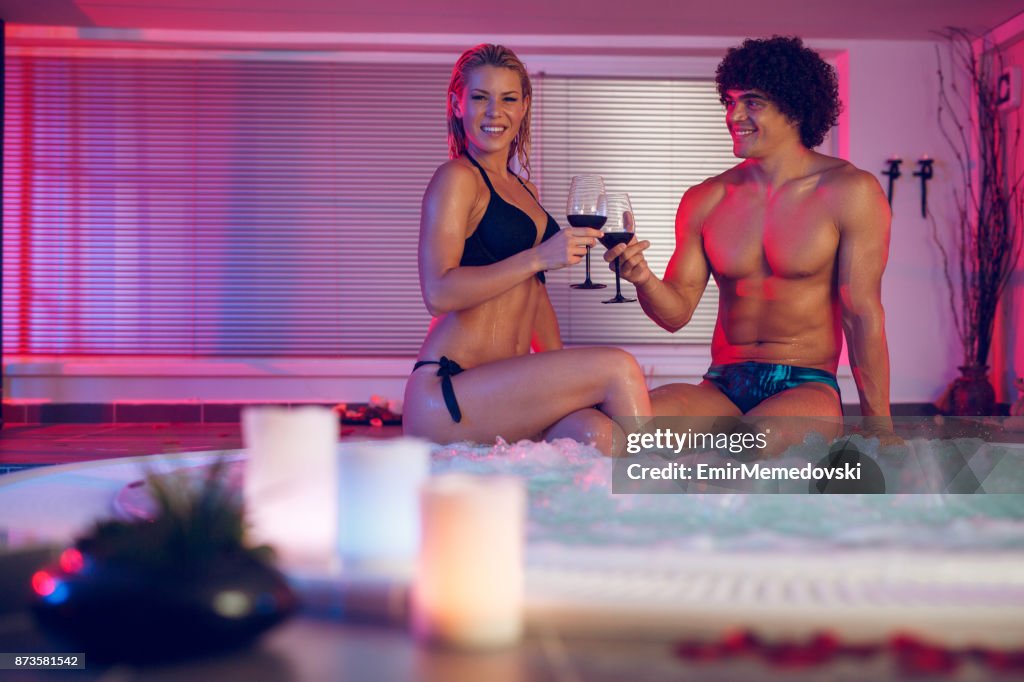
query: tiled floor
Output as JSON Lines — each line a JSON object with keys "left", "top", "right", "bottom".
{"left": 0, "top": 423, "right": 403, "bottom": 474}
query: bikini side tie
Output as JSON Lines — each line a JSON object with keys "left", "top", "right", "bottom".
{"left": 412, "top": 356, "right": 465, "bottom": 422}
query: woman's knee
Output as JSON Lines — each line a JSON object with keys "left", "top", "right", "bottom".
{"left": 587, "top": 347, "right": 645, "bottom": 386}
{"left": 613, "top": 351, "right": 648, "bottom": 401}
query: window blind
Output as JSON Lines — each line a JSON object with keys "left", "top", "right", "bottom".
{"left": 3, "top": 53, "right": 446, "bottom": 356}
{"left": 533, "top": 76, "right": 736, "bottom": 344}
{"left": 3, "top": 48, "right": 734, "bottom": 358}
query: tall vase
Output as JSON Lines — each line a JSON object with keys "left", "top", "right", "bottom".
{"left": 949, "top": 364, "right": 997, "bottom": 416}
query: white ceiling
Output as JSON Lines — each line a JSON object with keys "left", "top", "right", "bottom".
{"left": 0, "top": 0, "right": 1020, "bottom": 42}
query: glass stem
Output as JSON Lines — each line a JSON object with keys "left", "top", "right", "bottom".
{"left": 584, "top": 247, "right": 592, "bottom": 282}
{"left": 614, "top": 258, "right": 622, "bottom": 297}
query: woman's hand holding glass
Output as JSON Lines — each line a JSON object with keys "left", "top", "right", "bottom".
{"left": 534, "top": 225, "right": 602, "bottom": 273}
{"left": 566, "top": 175, "right": 609, "bottom": 289}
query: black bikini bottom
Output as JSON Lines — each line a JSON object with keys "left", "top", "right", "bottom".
{"left": 412, "top": 356, "right": 465, "bottom": 423}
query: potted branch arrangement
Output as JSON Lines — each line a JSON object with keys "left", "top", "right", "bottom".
{"left": 32, "top": 458, "right": 298, "bottom": 663}
{"left": 932, "top": 28, "right": 1024, "bottom": 416}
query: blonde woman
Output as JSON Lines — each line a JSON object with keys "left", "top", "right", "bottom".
{"left": 402, "top": 44, "right": 650, "bottom": 456}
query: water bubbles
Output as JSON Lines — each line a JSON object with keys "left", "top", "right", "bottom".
{"left": 428, "top": 437, "right": 1024, "bottom": 551}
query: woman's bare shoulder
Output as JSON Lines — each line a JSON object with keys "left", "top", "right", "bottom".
{"left": 427, "top": 158, "right": 479, "bottom": 190}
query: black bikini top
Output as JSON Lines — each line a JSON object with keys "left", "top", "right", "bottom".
{"left": 460, "top": 153, "right": 560, "bottom": 283}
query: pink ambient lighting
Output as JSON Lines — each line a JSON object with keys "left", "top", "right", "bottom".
{"left": 59, "top": 547, "right": 86, "bottom": 574}
{"left": 31, "top": 570, "right": 57, "bottom": 597}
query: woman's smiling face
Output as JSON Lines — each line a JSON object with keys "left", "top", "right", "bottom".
{"left": 451, "top": 65, "right": 529, "bottom": 158}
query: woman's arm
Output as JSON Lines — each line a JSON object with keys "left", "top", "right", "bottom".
{"left": 419, "top": 162, "right": 599, "bottom": 316}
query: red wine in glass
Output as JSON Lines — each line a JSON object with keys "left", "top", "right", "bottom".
{"left": 567, "top": 176, "right": 608, "bottom": 290}
{"left": 598, "top": 232, "right": 632, "bottom": 249}
{"left": 601, "top": 192, "right": 637, "bottom": 304}
{"left": 568, "top": 215, "right": 608, "bottom": 230}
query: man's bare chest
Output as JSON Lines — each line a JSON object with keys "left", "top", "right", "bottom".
{"left": 702, "top": 193, "right": 840, "bottom": 281}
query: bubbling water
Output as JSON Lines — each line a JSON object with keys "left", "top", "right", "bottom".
{"left": 431, "top": 435, "right": 1024, "bottom": 551}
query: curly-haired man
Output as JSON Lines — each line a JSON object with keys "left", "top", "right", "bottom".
{"left": 607, "top": 36, "right": 892, "bottom": 430}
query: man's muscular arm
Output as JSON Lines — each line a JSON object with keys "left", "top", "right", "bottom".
{"left": 611, "top": 182, "right": 716, "bottom": 332}
{"left": 835, "top": 170, "right": 892, "bottom": 418}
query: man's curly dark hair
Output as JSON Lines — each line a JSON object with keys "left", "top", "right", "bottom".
{"left": 715, "top": 36, "right": 841, "bottom": 149}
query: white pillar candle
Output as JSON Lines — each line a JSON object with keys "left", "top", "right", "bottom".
{"left": 412, "top": 474, "right": 526, "bottom": 649}
{"left": 242, "top": 406, "right": 339, "bottom": 566}
{"left": 337, "top": 437, "right": 431, "bottom": 570}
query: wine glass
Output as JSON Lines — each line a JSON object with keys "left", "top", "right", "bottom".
{"left": 566, "top": 175, "right": 608, "bottom": 290}
{"left": 600, "top": 192, "right": 636, "bottom": 304}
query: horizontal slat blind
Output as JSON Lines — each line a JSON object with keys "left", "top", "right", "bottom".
{"left": 3, "top": 48, "right": 733, "bottom": 358}
{"left": 3, "top": 52, "right": 446, "bottom": 356}
{"left": 534, "top": 76, "right": 735, "bottom": 344}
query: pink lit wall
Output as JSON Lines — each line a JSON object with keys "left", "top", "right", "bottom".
{"left": 2, "top": 29, "right": 1019, "bottom": 406}
{"left": 996, "top": 29, "right": 1024, "bottom": 404}
{"left": 839, "top": 40, "right": 965, "bottom": 404}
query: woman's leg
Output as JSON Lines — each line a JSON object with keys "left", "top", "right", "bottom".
{"left": 543, "top": 407, "right": 624, "bottom": 455}
{"left": 403, "top": 347, "right": 650, "bottom": 456}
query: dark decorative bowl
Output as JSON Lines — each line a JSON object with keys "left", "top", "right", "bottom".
{"left": 32, "top": 548, "right": 298, "bottom": 663}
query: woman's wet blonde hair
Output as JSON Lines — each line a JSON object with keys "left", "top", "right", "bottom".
{"left": 447, "top": 44, "right": 532, "bottom": 177}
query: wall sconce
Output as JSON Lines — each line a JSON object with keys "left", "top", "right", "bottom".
{"left": 913, "top": 156, "right": 934, "bottom": 218}
{"left": 881, "top": 156, "right": 902, "bottom": 207}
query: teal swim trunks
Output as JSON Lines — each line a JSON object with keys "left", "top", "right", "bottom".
{"left": 703, "top": 361, "right": 841, "bottom": 413}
